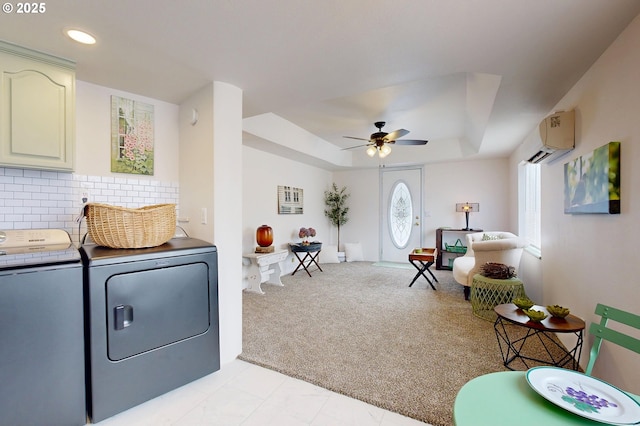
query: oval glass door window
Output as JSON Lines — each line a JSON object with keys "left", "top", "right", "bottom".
{"left": 388, "top": 181, "right": 412, "bottom": 248}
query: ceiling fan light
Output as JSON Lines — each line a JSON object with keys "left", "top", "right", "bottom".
{"left": 366, "top": 146, "right": 377, "bottom": 157}
{"left": 380, "top": 144, "right": 392, "bottom": 157}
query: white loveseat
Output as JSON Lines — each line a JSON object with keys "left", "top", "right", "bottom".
{"left": 452, "top": 231, "right": 529, "bottom": 300}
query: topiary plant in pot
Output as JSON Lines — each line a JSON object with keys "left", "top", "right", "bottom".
{"left": 324, "top": 183, "right": 350, "bottom": 250}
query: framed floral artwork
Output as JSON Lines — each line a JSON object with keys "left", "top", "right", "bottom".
{"left": 111, "top": 96, "right": 154, "bottom": 175}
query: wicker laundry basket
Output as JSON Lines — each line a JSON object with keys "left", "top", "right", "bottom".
{"left": 85, "top": 203, "right": 176, "bottom": 249}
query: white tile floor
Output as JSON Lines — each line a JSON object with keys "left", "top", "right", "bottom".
{"left": 93, "top": 359, "right": 431, "bottom": 426}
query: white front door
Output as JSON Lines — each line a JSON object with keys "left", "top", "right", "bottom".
{"left": 380, "top": 167, "right": 423, "bottom": 262}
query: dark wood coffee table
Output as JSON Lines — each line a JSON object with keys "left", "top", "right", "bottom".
{"left": 494, "top": 303, "right": 585, "bottom": 370}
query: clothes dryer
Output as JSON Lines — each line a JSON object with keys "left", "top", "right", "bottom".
{"left": 80, "top": 236, "right": 219, "bottom": 423}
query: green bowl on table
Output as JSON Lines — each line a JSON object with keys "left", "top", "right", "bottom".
{"left": 522, "top": 309, "right": 547, "bottom": 322}
{"left": 547, "top": 304, "right": 570, "bottom": 318}
{"left": 513, "top": 297, "right": 534, "bottom": 310}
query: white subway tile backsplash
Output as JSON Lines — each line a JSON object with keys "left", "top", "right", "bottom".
{"left": 4, "top": 168, "right": 23, "bottom": 177}
{"left": 0, "top": 167, "right": 179, "bottom": 245}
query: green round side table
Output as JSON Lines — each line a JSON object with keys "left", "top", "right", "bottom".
{"left": 470, "top": 274, "right": 526, "bottom": 321}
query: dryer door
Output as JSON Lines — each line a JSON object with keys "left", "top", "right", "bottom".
{"left": 106, "top": 262, "right": 210, "bottom": 361}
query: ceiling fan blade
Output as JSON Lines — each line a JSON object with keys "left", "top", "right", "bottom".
{"left": 384, "top": 129, "right": 410, "bottom": 141}
{"left": 342, "top": 143, "right": 372, "bottom": 150}
{"left": 393, "top": 139, "right": 429, "bottom": 146}
{"left": 343, "top": 136, "right": 371, "bottom": 141}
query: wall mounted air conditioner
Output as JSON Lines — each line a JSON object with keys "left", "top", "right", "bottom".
{"left": 527, "top": 110, "right": 575, "bottom": 164}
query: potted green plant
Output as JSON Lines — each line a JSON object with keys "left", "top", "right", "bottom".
{"left": 324, "top": 183, "right": 350, "bottom": 253}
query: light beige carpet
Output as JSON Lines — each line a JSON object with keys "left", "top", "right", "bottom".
{"left": 239, "top": 262, "right": 568, "bottom": 426}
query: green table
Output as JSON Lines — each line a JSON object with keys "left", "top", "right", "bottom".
{"left": 470, "top": 274, "right": 526, "bottom": 321}
{"left": 454, "top": 371, "right": 640, "bottom": 425}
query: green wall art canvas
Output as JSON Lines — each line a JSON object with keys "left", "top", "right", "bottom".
{"left": 111, "top": 96, "right": 154, "bottom": 175}
{"left": 564, "top": 141, "right": 620, "bottom": 214}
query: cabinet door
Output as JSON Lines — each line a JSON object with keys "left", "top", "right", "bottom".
{"left": 0, "top": 45, "right": 75, "bottom": 171}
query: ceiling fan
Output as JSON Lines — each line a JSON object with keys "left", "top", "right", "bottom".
{"left": 343, "top": 121, "right": 428, "bottom": 158}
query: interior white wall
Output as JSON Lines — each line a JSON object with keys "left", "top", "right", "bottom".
{"left": 332, "top": 168, "right": 380, "bottom": 257}
{"left": 510, "top": 14, "right": 640, "bottom": 393}
{"left": 180, "top": 82, "right": 244, "bottom": 364}
{"left": 75, "top": 80, "right": 179, "bottom": 183}
{"left": 516, "top": 253, "right": 543, "bottom": 304}
{"left": 423, "top": 159, "right": 511, "bottom": 242}
{"left": 242, "top": 145, "right": 333, "bottom": 276}
{"left": 212, "top": 82, "right": 244, "bottom": 364}
{"left": 179, "top": 84, "right": 214, "bottom": 238}
{"left": 331, "top": 158, "right": 511, "bottom": 261}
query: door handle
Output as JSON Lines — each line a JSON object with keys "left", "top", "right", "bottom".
{"left": 114, "top": 305, "right": 134, "bottom": 330}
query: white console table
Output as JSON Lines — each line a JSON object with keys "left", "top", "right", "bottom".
{"left": 242, "top": 249, "right": 288, "bottom": 294}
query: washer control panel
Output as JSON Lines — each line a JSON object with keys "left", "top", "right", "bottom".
{"left": 0, "top": 229, "right": 73, "bottom": 255}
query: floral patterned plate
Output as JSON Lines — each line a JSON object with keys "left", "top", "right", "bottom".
{"left": 526, "top": 366, "right": 640, "bottom": 425}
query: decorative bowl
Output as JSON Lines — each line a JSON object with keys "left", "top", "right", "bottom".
{"left": 547, "top": 304, "right": 570, "bottom": 318}
{"left": 523, "top": 309, "right": 548, "bottom": 322}
{"left": 513, "top": 297, "right": 535, "bottom": 310}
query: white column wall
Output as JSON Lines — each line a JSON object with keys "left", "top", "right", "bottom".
{"left": 180, "top": 82, "right": 243, "bottom": 364}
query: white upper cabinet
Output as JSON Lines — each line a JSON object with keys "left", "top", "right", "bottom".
{"left": 0, "top": 41, "right": 76, "bottom": 171}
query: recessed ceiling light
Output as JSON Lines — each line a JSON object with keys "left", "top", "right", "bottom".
{"left": 66, "top": 29, "right": 96, "bottom": 45}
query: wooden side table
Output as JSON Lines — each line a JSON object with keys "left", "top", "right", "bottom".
{"left": 243, "top": 249, "right": 288, "bottom": 294}
{"left": 408, "top": 248, "right": 438, "bottom": 289}
{"left": 494, "top": 303, "right": 585, "bottom": 370}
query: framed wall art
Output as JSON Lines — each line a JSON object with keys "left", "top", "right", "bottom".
{"left": 111, "top": 96, "right": 155, "bottom": 175}
{"left": 278, "top": 185, "right": 303, "bottom": 214}
{"left": 564, "top": 141, "right": 620, "bottom": 214}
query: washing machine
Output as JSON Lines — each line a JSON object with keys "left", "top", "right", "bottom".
{"left": 80, "top": 235, "right": 220, "bottom": 423}
{"left": 0, "top": 229, "right": 85, "bottom": 426}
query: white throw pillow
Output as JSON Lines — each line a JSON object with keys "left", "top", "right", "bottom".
{"left": 320, "top": 244, "right": 340, "bottom": 264}
{"left": 482, "top": 233, "right": 501, "bottom": 241}
{"left": 344, "top": 242, "right": 364, "bottom": 262}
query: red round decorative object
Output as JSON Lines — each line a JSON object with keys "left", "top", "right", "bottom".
{"left": 256, "top": 224, "right": 273, "bottom": 247}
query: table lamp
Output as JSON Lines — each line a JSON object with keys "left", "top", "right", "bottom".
{"left": 456, "top": 202, "right": 479, "bottom": 230}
